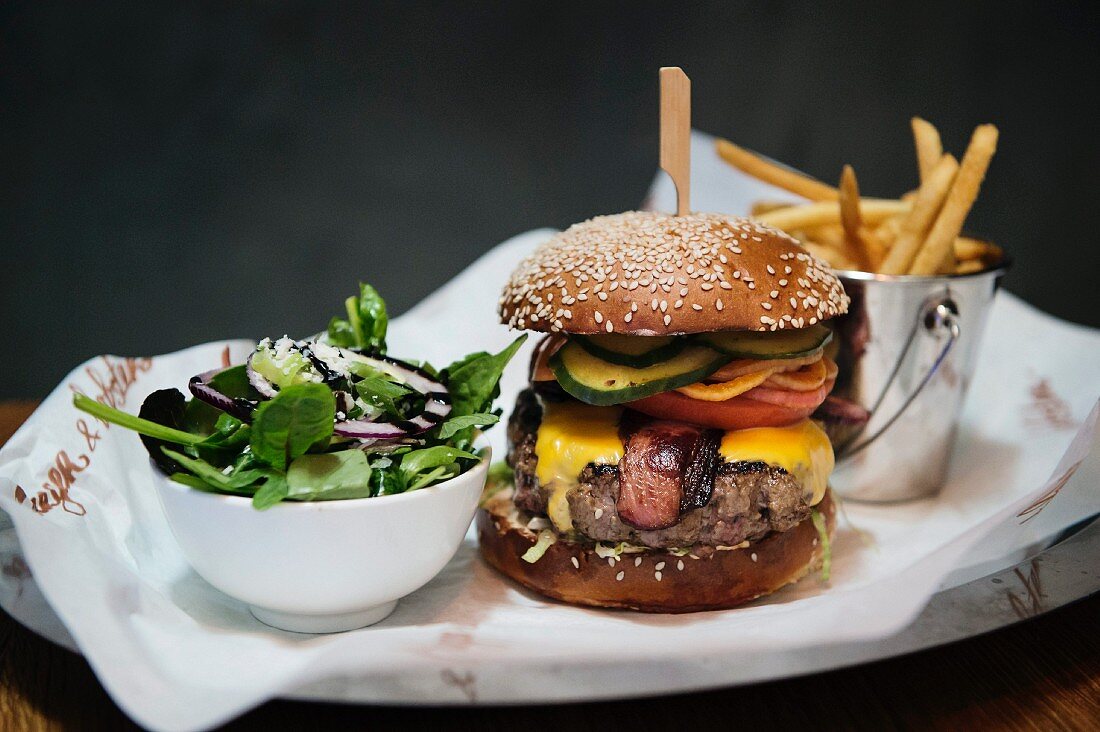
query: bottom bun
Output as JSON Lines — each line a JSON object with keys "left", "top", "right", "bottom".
{"left": 476, "top": 488, "right": 836, "bottom": 613}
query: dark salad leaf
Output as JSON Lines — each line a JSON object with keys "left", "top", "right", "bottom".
{"left": 138, "top": 389, "right": 189, "bottom": 474}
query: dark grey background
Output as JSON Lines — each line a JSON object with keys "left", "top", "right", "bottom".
{"left": 3, "top": 2, "right": 1098, "bottom": 398}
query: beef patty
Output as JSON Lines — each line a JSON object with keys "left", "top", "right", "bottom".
{"left": 508, "top": 389, "right": 811, "bottom": 549}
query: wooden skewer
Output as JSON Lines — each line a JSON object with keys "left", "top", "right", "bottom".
{"left": 660, "top": 67, "right": 691, "bottom": 216}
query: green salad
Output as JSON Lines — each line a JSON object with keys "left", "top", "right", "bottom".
{"left": 75, "top": 284, "right": 524, "bottom": 509}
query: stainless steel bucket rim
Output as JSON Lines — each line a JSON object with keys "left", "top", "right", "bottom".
{"left": 833, "top": 258, "right": 1011, "bottom": 284}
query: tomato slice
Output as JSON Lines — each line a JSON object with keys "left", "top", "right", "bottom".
{"left": 628, "top": 390, "right": 816, "bottom": 430}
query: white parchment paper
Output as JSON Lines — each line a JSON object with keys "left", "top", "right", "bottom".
{"left": 1, "top": 135, "right": 1097, "bottom": 730}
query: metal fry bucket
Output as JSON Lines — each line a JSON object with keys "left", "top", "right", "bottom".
{"left": 823, "top": 259, "right": 1010, "bottom": 502}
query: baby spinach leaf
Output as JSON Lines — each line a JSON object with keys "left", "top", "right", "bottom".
{"left": 355, "top": 376, "right": 412, "bottom": 417}
{"left": 169, "top": 472, "right": 224, "bottom": 494}
{"left": 443, "top": 335, "right": 526, "bottom": 418}
{"left": 162, "top": 448, "right": 267, "bottom": 491}
{"left": 75, "top": 393, "right": 203, "bottom": 447}
{"left": 286, "top": 450, "right": 373, "bottom": 501}
{"left": 196, "top": 414, "right": 250, "bottom": 455}
{"left": 327, "top": 282, "right": 389, "bottom": 352}
{"left": 399, "top": 445, "right": 479, "bottom": 490}
{"left": 436, "top": 412, "right": 499, "bottom": 440}
{"left": 326, "top": 316, "right": 357, "bottom": 349}
{"left": 251, "top": 473, "right": 289, "bottom": 510}
{"left": 406, "top": 464, "right": 456, "bottom": 491}
{"left": 250, "top": 383, "right": 335, "bottom": 471}
{"left": 370, "top": 465, "right": 406, "bottom": 496}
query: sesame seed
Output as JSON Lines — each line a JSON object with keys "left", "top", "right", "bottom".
{"left": 655, "top": 571, "right": 663, "bottom": 581}
{"left": 594, "top": 311, "right": 603, "bottom": 324}
{"left": 571, "top": 556, "right": 580, "bottom": 569}
{"left": 616, "top": 571, "right": 625, "bottom": 581}
{"left": 655, "top": 561, "right": 666, "bottom": 570}
{"left": 594, "top": 508, "right": 603, "bottom": 519}
{"left": 677, "top": 559, "right": 685, "bottom": 571}
{"left": 751, "top": 552, "right": 758, "bottom": 562}
{"left": 692, "top": 304, "right": 703, "bottom": 311}
{"left": 635, "top": 557, "right": 642, "bottom": 567}
{"left": 607, "top": 557, "right": 616, "bottom": 567}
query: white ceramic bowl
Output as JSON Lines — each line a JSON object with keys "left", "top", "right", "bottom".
{"left": 152, "top": 447, "right": 489, "bottom": 633}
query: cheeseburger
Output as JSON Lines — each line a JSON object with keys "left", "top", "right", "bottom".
{"left": 479, "top": 210, "right": 849, "bottom": 612}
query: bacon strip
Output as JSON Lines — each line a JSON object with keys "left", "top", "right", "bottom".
{"left": 616, "top": 420, "right": 720, "bottom": 530}
{"left": 680, "top": 427, "right": 722, "bottom": 512}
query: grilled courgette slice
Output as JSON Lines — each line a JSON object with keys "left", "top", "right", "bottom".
{"left": 549, "top": 342, "right": 727, "bottom": 406}
{"left": 698, "top": 324, "right": 831, "bottom": 359}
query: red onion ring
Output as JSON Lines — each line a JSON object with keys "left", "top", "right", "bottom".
{"left": 189, "top": 351, "right": 453, "bottom": 440}
{"left": 188, "top": 368, "right": 258, "bottom": 421}
{"left": 332, "top": 355, "right": 452, "bottom": 439}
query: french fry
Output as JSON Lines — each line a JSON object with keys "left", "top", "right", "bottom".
{"left": 838, "top": 166, "right": 864, "bottom": 242}
{"left": 909, "top": 124, "right": 998, "bottom": 275}
{"left": 879, "top": 154, "right": 959, "bottom": 274}
{"left": 875, "top": 216, "right": 903, "bottom": 244}
{"left": 716, "top": 139, "right": 839, "bottom": 201}
{"left": 955, "top": 259, "right": 985, "bottom": 275}
{"left": 807, "top": 224, "right": 846, "bottom": 249}
{"left": 802, "top": 240, "right": 861, "bottom": 271}
{"left": 955, "top": 236, "right": 997, "bottom": 261}
{"left": 750, "top": 200, "right": 796, "bottom": 217}
{"left": 756, "top": 199, "right": 911, "bottom": 232}
{"left": 912, "top": 117, "right": 942, "bottom": 183}
{"left": 838, "top": 165, "right": 887, "bottom": 269}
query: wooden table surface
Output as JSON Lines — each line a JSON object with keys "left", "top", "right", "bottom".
{"left": 1, "top": 400, "right": 1098, "bottom": 731}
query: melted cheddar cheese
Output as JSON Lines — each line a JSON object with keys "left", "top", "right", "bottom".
{"left": 534, "top": 401, "right": 624, "bottom": 531}
{"left": 532, "top": 400, "right": 834, "bottom": 530}
{"left": 718, "top": 420, "right": 833, "bottom": 506}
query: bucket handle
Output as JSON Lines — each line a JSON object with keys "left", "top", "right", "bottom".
{"left": 837, "top": 295, "right": 961, "bottom": 459}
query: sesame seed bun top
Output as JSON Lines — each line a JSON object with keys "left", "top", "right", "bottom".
{"left": 498, "top": 211, "right": 850, "bottom": 335}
